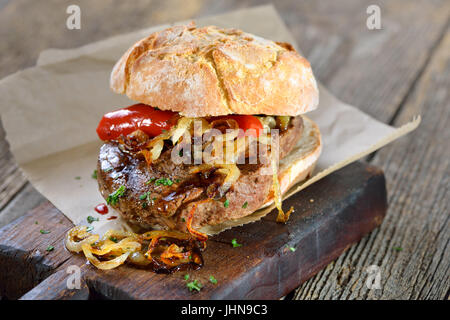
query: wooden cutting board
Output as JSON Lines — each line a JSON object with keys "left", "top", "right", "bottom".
{"left": 0, "top": 161, "right": 386, "bottom": 300}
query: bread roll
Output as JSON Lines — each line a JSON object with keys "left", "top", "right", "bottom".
{"left": 111, "top": 23, "right": 319, "bottom": 117}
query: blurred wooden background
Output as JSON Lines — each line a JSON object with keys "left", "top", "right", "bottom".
{"left": 0, "top": 0, "right": 448, "bottom": 299}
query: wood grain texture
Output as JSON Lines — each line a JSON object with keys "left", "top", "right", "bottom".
{"left": 294, "top": 25, "right": 450, "bottom": 301}
{"left": 0, "top": 0, "right": 449, "bottom": 299}
{"left": 0, "top": 162, "right": 386, "bottom": 300}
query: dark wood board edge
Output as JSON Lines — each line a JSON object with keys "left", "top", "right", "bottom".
{"left": 0, "top": 161, "right": 387, "bottom": 300}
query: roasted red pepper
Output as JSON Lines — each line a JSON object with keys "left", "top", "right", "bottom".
{"left": 220, "top": 115, "right": 264, "bottom": 137}
{"left": 96, "top": 104, "right": 177, "bottom": 141}
{"left": 97, "top": 103, "right": 264, "bottom": 140}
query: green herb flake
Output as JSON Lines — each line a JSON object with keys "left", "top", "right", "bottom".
{"left": 231, "top": 238, "right": 242, "bottom": 248}
{"left": 155, "top": 178, "right": 173, "bottom": 186}
{"left": 224, "top": 199, "right": 230, "bottom": 208}
{"left": 145, "top": 177, "right": 156, "bottom": 185}
{"left": 287, "top": 246, "right": 296, "bottom": 252}
{"left": 181, "top": 218, "right": 186, "bottom": 222}
{"left": 40, "top": 229, "right": 50, "bottom": 234}
{"left": 46, "top": 245, "right": 54, "bottom": 252}
{"left": 393, "top": 246, "right": 403, "bottom": 252}
{"left": 142, "top": 202, "right": 148, "bottom": 209}
{"left": 139, "top": 193, "right": 148, "bottom": 200}
{"left": 209, "top": 275, "right": 218, "bottom": 285}
{"left": 242, "top": 201, "right": 248, "bottom": 209}
{"left": 86, "top": 226, "right": 94, "bottom": 232}
{"left": 184, "top": 274, "right": 190, "bottom": 281}
{"left": 35, "top": 221, "right": 39, "bottom": 225}
{"left": 92, "top": 170, "right": 98, "bottom": 179}
{"left": 75, "top": 176, "right": 81, "bottom": 180}
{"left": 186, "top": 279, "right": 202, "bottom": 292}
{"left": 87, "top": 216, "right": 99, "bottom": 224}
{"left": 107, "top": 185, "right": 126, "bottom": 205}
{"left": 109, "top": 236, "right": 118, "bottom": 243}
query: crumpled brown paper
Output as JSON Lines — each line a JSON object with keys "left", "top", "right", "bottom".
{"left": 0, "top": 5, "right": 419, "bottom": 234}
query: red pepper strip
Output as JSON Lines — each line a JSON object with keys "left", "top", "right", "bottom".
{"left": 96, "top": 103, "right": 177, "bottom": 141}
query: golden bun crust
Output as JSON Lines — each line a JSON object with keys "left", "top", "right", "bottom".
{"left": 111, "top": 23, "right": 319, "bottom": 117}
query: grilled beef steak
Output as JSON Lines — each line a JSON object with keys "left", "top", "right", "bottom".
{"left": 97, "top": 116, "right": 304, "bottom": 232}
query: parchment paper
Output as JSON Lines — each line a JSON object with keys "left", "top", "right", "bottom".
{"left": 0, "top": 5, "right": 420, "bottom": 234}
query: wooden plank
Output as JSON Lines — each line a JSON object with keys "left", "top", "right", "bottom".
{"left": 295, "top": 26, "right": 450, "bottom": 300}
{"left": 0, "top": 162, "right": 387, "bottom": 300}
{"left": 276, "top": 0, "right": 450, "bottom": 122}
{"left": 0, "top": 126, "right": 28, "bottom": 213}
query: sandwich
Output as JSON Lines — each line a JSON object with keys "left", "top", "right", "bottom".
{"left": 65, "top": 23, "right": 322, "bottom": 271}
{"left": 95, "top": 23, "right": 322, "bottom": 241}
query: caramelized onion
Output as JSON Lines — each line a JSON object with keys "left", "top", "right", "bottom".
{"left": 65, "top": 226, "right": 99, "bottom": 253}
{"left": 171, "top": 117, "right": 194, "bottom": 144}
{"left": 65, "top": 226, "right": 204, "bottom": 272}
{"left": 276, "top": 116, "right": 291, "bottom": 131}
{"left": 258, "top": 116, "right": 276, "bottom": 130}
{"left": 190, "top": 163, "right": 240, "bottom": 196}
{"left": 82, "top": 243, "right": 131, "bottom": 270}
{"left": 216, "top": 164, "right": 241, "bottom": 196}
{"left": 186, "top": 201, "right": 210, "bottom": 242}
{"left": 271, "top": 152, "right": 293, "bottom": 223}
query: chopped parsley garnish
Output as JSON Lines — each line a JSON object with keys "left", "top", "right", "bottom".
{"left": 75, "top": 176, "right": 81, "bottom": 180}
{"left": 107, "top": 185, "right": 126, "bottom": 205}
{"left": 242, "top": 201, "right": 248, "bottom": 209}
{"left": 181, "top": 218, "right": 186, "bottom": 222}
{"left": 104, "top": 167, "right": 113, "bottom": 172}
{"left": 140, "top": 192, "right": 156, "bottom": 208}
{"left": 46, "top": 245, "right": 54, "bottom": 252}
{"left": 186, "top": 279, "right": 202, "bottom": 292}
{"left": 86, "top": 226, "right": 94, "bottom": 232}
{"left": 40, "top": 229, "right": 50, "bottom": 234}
{"left": 155, "top": 178, "right": 173, "bottom": 186}
{"left": 209, "top": 275, "right": 218, "bottom": 284}
{"left": 92, "top": 170, "right": 98, "bottom": 179}
{"left": 179, "top": 150, "right": 183, "bottom": 157}
{"left": 287, "top": 246, "right": 296, "bottom": 252}
{"left": 139, "top": 193, "right": 148, "bottom": 200}
{"left": 145, "top": 177, "right": 156, "bottom": 185}
{"left": 35, "top": 221, "right": 39, "bottom": 225}
{"left": 393, "top": 246, "right": 403, "bottom": 252}
{"left": 87, "top": 216, "right": 99, "bottom": 224}
{"left": 184, "top": 274, "right": 190, "bottom": 281}
{"left": 109, "top": 236, "right": 118, "bottom": 243}
{"left": 224, "top": 199, "right": 230, "bottom": 208}
{"left": 231, "top": 238, "right": 242, "bottom": 248}
{"left": 175, "top": 179, "right": 181, "bottom": 183}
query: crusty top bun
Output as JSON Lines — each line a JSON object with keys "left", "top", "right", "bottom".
{"left": 111, "top": 23, "right": 319, "bottom": 117}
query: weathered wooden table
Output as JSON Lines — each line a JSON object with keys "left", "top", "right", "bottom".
{"left": 0, "top": 0, "right": 448, "bottom": 300}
